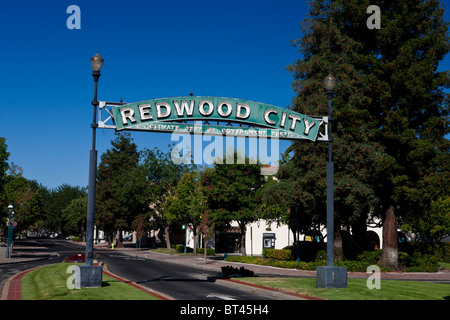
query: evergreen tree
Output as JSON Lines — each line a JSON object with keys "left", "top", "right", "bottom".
{"left": 338, "top": 0, "right": 449, "bottom": 269}
{"left": 282, "top": 0, "right": 449, "bottom": 268}
{"left": 282, "top": 0, "right": 386, "bottom": 261}
{"left": 96, "top": 132, "right": 146, "bottom": 246}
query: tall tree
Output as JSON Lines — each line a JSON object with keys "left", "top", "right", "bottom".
{"left": 43, "top": 184, "right": 86, "bottom": 235}
{"left": 63, "top": 196, "right": 88, "bottom": 237}
{"left": 140, "top": 146, "right": 193, "bottom": 249}
{"left": 201, "top": 152, "right": 266, "bottom": 256}
{"left": 337, "top": 0, "right": 449, "bottom": 269}
{"left": 96, "top": 132, "right": 146, "bottom": 247}
{"left": 282, "top": 0, "right": 449, "bottom": 269}
{"left": 0, "top": 137, "right": 10, "bottom": 220}
{"left": 165, "top": 170, "right": 205, "bottom": 252}
{"left": 2, "top": 176, "right": 45, "bottom": 234}
{"left": 283, "top": 0, "right": 386, "bottom": 261}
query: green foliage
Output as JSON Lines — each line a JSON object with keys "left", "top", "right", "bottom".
{"left": 0, "top": 137, "right": 10, "bottom": 211}
{"left": 200, "top": 151, "right": 267, "bottom": 255}
{"left": 262, "top": 249, "right": 293, "bottom": 261}
{"left": 62, "top": 196, "right": 88, "bottom": 236}
{"left": 197, "top": 248, "right": 215, "bottom": 255}
{"left": 140, "top": 144, "right": 195, "bottom": 249}
{"left": 402, "top": 196, "right": 450, "bottom": 241}
{"left": 44, "top": 184, "right": 87, "bottom": 234}
{"left": 165, "top": 170, "right": 205, "bottom": 247}
{"left": 227, "top": 243, "right": 447, "bottom": 273}
{"left": 96, "top": 132, "right": 147, "bottom": 240}
{"left": 355, "top": 249, "right": 382, "bottom": 265}
{"left": 172, "top": 244, "right": 193, "bottom": 253}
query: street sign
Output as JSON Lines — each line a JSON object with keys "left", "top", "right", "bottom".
{"left": 110, "top": 96, "right": 323, "bottom": 141}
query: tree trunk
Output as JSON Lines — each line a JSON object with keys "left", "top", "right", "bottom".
{"left": 334, "top": 213, "right": 343, "bottom": 261}
{"left": 193, "top": 228, "right": 198, "bottom": 254}
{"left": 164, "top": 225, "right": 171, "bottom": 249}
{"left": 380, "top": 205, "right": 399, "bottom": 270}
{"left": 240, "top": 224, "right": 247, "bottom": 256}
{"left": 204, "top": 236, "right": 208, "bottom": 264}
{"left": 351, "top": 212, "right": 369, "bottom": 257}
{"left": 116, "top": 230, "right": 124, "bottom": 248}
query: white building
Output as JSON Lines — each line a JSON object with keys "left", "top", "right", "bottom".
{"left": 185, "top": 218, "right": 383, "bottom": 256}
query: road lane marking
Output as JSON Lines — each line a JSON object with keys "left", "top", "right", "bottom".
{"left": 206, "top": 294, "right": 236, "bottom": 300}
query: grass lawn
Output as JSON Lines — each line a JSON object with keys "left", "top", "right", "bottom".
{"left": 236, "top": 277, "right": 450, "bottom": 300}
{"left": 21, "top": 263, "right": 161, "bottom": 300}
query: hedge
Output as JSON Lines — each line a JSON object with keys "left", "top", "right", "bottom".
{"left": 227, "top": 243, "right": 450, "bottom": 273}
{"left": 197, "top": 248, "right": 216, "bottom": 255}
{"left": 262, "top": 249, "right": 293, "bottom": 261}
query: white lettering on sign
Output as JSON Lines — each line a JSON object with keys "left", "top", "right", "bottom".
{"left": 156, "top": 102, "right": 171, "bottom": 118}
{"left": 120, "top": 107, "right": 136, "bottom": 125}
{"left": 264, "top": 108, "right": 277, "bottom": 125}
{"left": 139, "top": 104, "right": 152, "bottom": 121}
{"left": 217, "top": 101, "right": 232, "bottom": 117}
{"left": 174, "top": 100, "right": 194, "bottom": 117}
{"left": 116, "top": 98, "right": 319, "bottom": 140}
{"left": 236, "top": 102, "right": 250, "bottom": 119}
{"left": 199, "top": 100, "right": 214, "bottom": 116}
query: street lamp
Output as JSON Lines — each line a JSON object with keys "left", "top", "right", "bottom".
{"left": 324, "top": 74, "right": 335, "bottom": 267}
{"left": 76, "top": 51, "right": 104, "bottom": 288}
{"left": 5, "top": 204, "right": 13, "bottom": 258}
{"left": 85, "top": 51, "right": 103, "bottom": 266}
{"left": 316, "top": 73, "right": 347, "bottom": 288}
{"left": 184, "top": 216, "right": 188, "bottom": 254}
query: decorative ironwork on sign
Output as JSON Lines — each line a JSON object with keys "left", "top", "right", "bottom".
{"left": 97, "top": 97, "right": 329, "bottom": 141}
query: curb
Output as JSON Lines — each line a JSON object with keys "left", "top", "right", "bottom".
{"left": 101, "top": 263, "right": 172, "bottom": 300}
{"left": 223, "top": 278, "right": 323, "bottom": 300}
{"left": 1, "top": 265, "right": 45, "bottom": 300}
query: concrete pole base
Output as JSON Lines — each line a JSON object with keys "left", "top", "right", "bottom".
{"left": 316, "top": 266, "right": 347, "bottom": 288}
{"left": 79, "top": 265, "right": 103, "bottom": 288}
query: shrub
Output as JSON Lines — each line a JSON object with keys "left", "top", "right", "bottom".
{"left": 197, "top": 248, "right": 215, "bottom": 255}
{"left": 315, "top": 250, "right": 327, "bottom": 261}
{"left": 405, "top": 253, "right": 439, "bottom": 273}
{"left": 356, "top": 249, "right": 382, "bottom": 265}
{"left": 221, "top": 265, "right": 254, "bottom": 278}
{"left": 173, "top": 244, "right": 193, "bottom": 253}
{"left": 262, "top": 249, "right": 293, "bottom": 261}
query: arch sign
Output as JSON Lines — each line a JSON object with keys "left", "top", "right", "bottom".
{"left": 99, "top": 96, "right": 328, "bottom": 141}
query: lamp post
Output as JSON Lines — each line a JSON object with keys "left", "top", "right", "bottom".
{"left": 85, "top": 51, "right": 103, "bottom": 266}
{"left": 74, "top": 52, "right": 104, "bottom": 288}
{"left": 184, "top": 216, "right": 188, "bottom": 254}
{"left": 324, "top": 74, "right": 336, "bottom": 267}
{"left": 316, "top": 74, "right": 347, "bottom": 288}
{"left": 5, "top": 204, "right": 13, "bottom": 258}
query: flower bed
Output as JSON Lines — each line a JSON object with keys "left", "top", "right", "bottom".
{"left": 64, "top": 253, "right": 85, "bottom": 263}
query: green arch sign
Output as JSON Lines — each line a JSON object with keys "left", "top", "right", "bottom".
{"left": 110, "top": 96, "right": 323, "bottom": 141}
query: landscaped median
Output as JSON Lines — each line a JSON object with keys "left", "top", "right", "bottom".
{"left": 20, "top": 263, "right": 164, "bottom": 300}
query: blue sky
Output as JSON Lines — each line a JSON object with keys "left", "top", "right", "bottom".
{"left": 0, "top": 0, "right": 449, "bottom": 190}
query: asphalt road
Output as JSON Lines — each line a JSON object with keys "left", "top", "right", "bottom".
{"left": 1, "top": 239, "right": 298, "bottom": 301}
{"left": 98, "top": 250, "right": 290, "bottom": 300}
